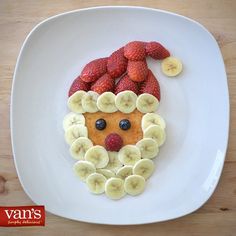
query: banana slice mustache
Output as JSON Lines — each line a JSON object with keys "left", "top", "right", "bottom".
{"left": 85, "top": 145, "right": 109, "bottom": 168}
{"left": 70, "top": 137, "right": 93, "bottom": 160}
{"left": 118, "top": 145, "right": 141, "bottom": 166}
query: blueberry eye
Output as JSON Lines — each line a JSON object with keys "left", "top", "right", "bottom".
{"left": 119, "top": 119, "right": 131, "bottom": 130}
{"left": 95, "top": 119, "right": 106, "bottom": 130}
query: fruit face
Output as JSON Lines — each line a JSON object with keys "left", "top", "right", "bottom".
{"left": 63, "top": 40, "right": 179, "bottom": 200}
{"left": 65, "top": 89, "right": 168, "bottom": 202}
{"left": 64, "top": 89, "right": 167, "bottom": 200}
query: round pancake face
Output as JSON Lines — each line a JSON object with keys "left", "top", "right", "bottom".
{"left": 84, "top": 109, "right": 143, "bottom": 147}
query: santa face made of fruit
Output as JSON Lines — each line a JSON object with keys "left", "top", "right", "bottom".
{"left": 63, "top": 41, "right": 182, "bottom": 200}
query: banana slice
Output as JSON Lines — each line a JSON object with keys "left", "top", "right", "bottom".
{"left": 106, "top": 152, "right": 123, "bottom": 172}
{"left": 136, "top": 93, "right": 159, "bottom": 113}
{"left": 73, "top": 160, "right": 96, "bottom": 181}
{"left": 115, "top": 91, "right": 137, "bottom": 113}
{"left": 64, "top": 124, "right": 88, "bottom": 145}
{"left": 81, "top": 91, "right": 99, "bottom": 113}
{"left": 63, "top": 112, "right": 85, "bottom": 131}
{"left": 143, "top": 124, "right": 166, "bottom": 146}
{"left": 133, "top": 159, "right": 154, "bottom": 180}
{"left": 161, "top": 57, "right": 183, "bottom": 77}
{"left": 141, "top": 113, "right": 166, "bottom": 131}
{"left": 118, "top": 145, "right": 141, "bottom": 166}
{"left": 97, "top": 169, "right": 115, "bottom": 179}
{"left": 136, "top": 138, "right": 159, "bottom": 159}
{"left": 67, "top": 91, "right": 86, "bottom": 113}
{"left": 85, "top": 145, "right": 109, "bottom": 168}
{"left": 116, "top": 165, "right": 133, "bottom": 180}
{"left": 124, "top": 175, "right": 145, "bottom": 196}
{"left": 86, "top": 173, "right": 107, "bottom": 194}
{"left": 105, "top": 177, "right": 125, "bottom": 200}
{"left": 69, "top": 137, "right": 93, "bottom": 160}
{"left": 97, "top": 92, "right": 118, "bottom": 113}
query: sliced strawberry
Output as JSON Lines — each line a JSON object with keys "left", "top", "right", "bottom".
{"left": 124, "top": 41, "right": 146, "bottom": 61}
{"left": 91, "top": 73, "right": 115, "bottom": 94}
{"left": 107, "top": 47, "right": 128, "bottom": 78}
{"left": 68, "top": 76, "right": 90, "bottom": 97}
{"left": 80, "top": 57, "right": 108, "bottom": 82}
{"left": 114, "top": 74, "right": 139, "bottom": 95}
{"left": 127, "top": 60, "right": 148, "bottom": 82}
{"left": 139, "top": 70, "right": 161, "bottom": 101}
{"left": 145, "top": 42, "right": 170, "bottom": 60}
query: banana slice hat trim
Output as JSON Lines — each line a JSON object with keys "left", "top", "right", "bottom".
{"left": 68, "top": 91, "right": 161, "bottom": 114}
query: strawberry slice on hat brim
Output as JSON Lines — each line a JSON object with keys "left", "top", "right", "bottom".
{"left": 139, "top": 70, "right": 161, "bottom": 101}
{"left": 91, "top": 73, "right": 115, "bottom": 94}
{"left": 68, "top": 76, "right": 91, "bottom": 97}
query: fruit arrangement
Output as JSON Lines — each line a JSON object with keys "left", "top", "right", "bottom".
{"left": 63, "top": 41, "right": 183, "bottom": 200}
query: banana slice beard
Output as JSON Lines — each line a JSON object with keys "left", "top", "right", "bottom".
{"left": 143, "top": 124, "right": 166, "bottom": 146}
{"left": 64, "top": 124, "right": 88, "bottom": 145}
{"left": 67, "top": 91, "right": 86, "bottom": 113}
{"left": 105, "top": 177, "right": 126, "bottom": 200}
{"left": 133, "top": 159, "right": 154, "bottom": 180}
{"left": 136, "top": 93, "right": 159, "bottom": 113}
{"left": 86, "top": 173, "right": 107, "bottom": 194}
{"left": 81, "top": 91, "right": 99, "bottom": 113}
{"left": 97, "top": 169, "right": 115, "bottom": 179}
{"left": 116, "top": 165, "right": 133, "bottom": 180}
{"left": 97, "top": 92, "right": 117, "bottom": 113}
{"left": 136, "top": 138, "right": 159, "bottom": 159}
{"left": 161, "top": 56, "right": 183, "bottom": 77}
{"left": 118, "top": 145, "right": 141, "bottom": 166}
{"left": 63, "top": 112, "right": 85, "bottom": 131}
{"left": 106, "top": 152, "right": 123, "bottom": 172}
{"left": 69, "top": 137, "right": 93, "bottom": 160}
{"left": 115, "top": 91, "right": 137, "bottom": 113}
{"left": 124, "top": 175, "right": 145, "bottom": 196}
{"left": 73, "top": 160, "right": 96, "bottom": 181}
{"left": 85, "top": 145, "right": 109, "bottom": 168}
{"left": 141, "top": 113, "right": 166, "bottom": 131}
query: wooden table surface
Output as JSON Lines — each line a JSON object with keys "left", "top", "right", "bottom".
{"left": 0, "top": 0, "right": 236, "bottom": 235}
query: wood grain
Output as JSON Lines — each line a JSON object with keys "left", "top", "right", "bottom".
{"left": 0, "top": 0, "right": 236, "bottom": 235}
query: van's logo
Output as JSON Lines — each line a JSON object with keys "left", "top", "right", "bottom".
{"left": 0, "top": 206, "right": 45, "bottom": 227}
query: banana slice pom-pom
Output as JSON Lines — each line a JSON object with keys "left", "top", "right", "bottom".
{"left": 161, "top": 57, "right": 183, "bottom": 77}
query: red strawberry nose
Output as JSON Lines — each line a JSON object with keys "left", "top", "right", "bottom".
{"left": 105, "top": 133, "right": 123, "bottom": 152}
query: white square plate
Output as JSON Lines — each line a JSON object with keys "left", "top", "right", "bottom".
{"left": 11, "top": 7, "right": 229, "bottom": 224}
